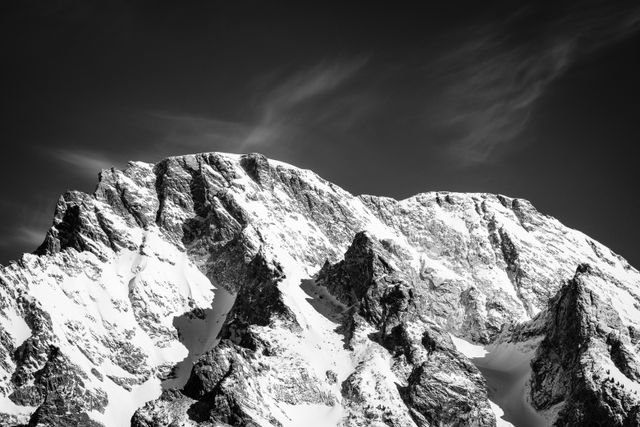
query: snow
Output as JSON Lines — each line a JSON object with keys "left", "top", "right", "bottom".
{"left": 93, "top": 200, "right": 145, "bottom": 245}
{"left": 268, "top": 157, "right": 299, "bottom": 170}
{"left": 0, "top": 396, "right": 36, "bottom": 424}
{"left": 5, "top": 151, "right": 640, "bottom": 426}
{"left": 481, "top": 266, "right": 523, "bottom": 303}
{"left": 433, "top": 205, "right": 468, "bottom": 235}
{"left": 163, "top": 285, "right": 236, "bottom": 390}
{"left": 489, "top": 400, "right": 515, "bottom": 427}
{"left": 417, "top": 254, "right": 462, "bottom": 282}
{"left": 13, "top": 226, "right": 218, "bottom": 425}
{"left": 605, "top": 283, "right": 640, "bottom": 329}
{"left": 278, "top": 403, "right": 344, "bottom": 427}
{"left": 449, "top": 334, "right": 488, "bottom": 358}
{"left": 273, "top": 250, "right": 353, "bottom": 382}
{"left": 214, "top": 152, "right": 242, "bottom": 161}
{"left": 345, "top": 198, "right": 396, "bottom": 241}
{"left": 127, "top": 160, "right": 154, "bottom": 170}
{"left": 90, "top": 376, "right": 161, "bottom": 426}
{"left": 473, "top": 343, "right": 547, "bottom": 427}
{"left": 597, "top": 357, "right": 640, "bottom": 396}
{"left": 239, "top": 246, "right": 354, "bottom": 426}
{"left": 1, "top": 309, "right": 31, "bottom": 347}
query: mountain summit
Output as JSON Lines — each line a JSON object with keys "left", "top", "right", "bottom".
{"left": 1, "top": 152, "right": 639, "bottom": 426}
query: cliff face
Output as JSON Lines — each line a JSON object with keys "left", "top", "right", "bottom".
{"left": 0, "top": 152, "right": 638, "bottom": 426}
{"left": 529, "top": 265, "right": 640, "bottom": 426}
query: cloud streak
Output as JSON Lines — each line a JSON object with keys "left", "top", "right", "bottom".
{"left": 2, "top": 226, "right": 45, "bottom": 247}
{"left": 141, "top": 58, "right": 370, "bottom": 158}
{"left": 243, "top": 57, "right": 369, "bottom": 149}
{"left": 0, "top": 198, "right": 53, "bottom": 255}
{"left": 48, "top": 148, "right": 120, "bottom": 176}
{"left": 435, "top": 0, "right": 640, "bottom": 165}
{"left": 145, "top": 113, "right": 251, "bottom": 153}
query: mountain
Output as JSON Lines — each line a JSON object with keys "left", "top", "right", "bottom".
{"left": 1, "top": 152, "right": 639, "bottom": 426}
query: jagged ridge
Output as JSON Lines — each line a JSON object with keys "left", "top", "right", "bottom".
{"left": 0, "top": 152, "right": 638, "bottom": 426}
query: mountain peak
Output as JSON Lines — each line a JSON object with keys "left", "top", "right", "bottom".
{"left": 1, "top": 152, "right": 639, "bottom": 426}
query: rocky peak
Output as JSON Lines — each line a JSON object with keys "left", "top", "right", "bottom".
{"left": 239, "top": 152, "right": 274, "bottom": 189}
{"left": 530, "top": 264, "right": 640, "bottom": 425}
{"left": 318, "top": 232, "right": 403, "bottom": 302}
{"left": 1, "top": 152, "right": 639, "bottom": 426}
{"left": 317, "top": 232, "right": 416, "bottom": 340}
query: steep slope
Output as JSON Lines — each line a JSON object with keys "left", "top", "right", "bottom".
{"left": 1, "top": 152, "right": 639, "bottom": 426}
{"left": 530, "top": 264, "right": 640, "bottom": 425}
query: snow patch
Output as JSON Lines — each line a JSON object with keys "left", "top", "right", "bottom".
{"left": 90, "top": 376, "right": 161, "bottom": 426}
{"left": 473, "top": 343, "right": 546, "bottom": 427}
{"left": 1, "top": 310, "right": 31, "bottom": 347}
{"left": 274, "top": 253, "right": 353, "bottom": 382}
{"left": 433, "top": 205, "right": 468, "bottom": 235}
{"left": 607, "top": 286, "right": 640, "bottom": 329}
{"left": 163, "top": 286, "right": 236, "bottom": 390}
{"left": 278, "top": 403, "right": 343, "bottom": 427}
{"left": 449, "top": 334, "right": 488, "bottom": 358}
{"left": 0, "top": 396, "right": 36, "bottom": 424}
{"left": 597, "top": 358, "right": 640, "bottom": 396}
{"left": 489, "top": 400, "right": 515, "bottom": 427}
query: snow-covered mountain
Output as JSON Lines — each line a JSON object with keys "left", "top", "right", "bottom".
{"left": 1, "top": 152, "right": 639, "bottom": 426}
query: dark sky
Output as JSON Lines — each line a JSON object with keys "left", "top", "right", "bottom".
{"left": 1, "top": 0, "right": 640, "bottom": 267}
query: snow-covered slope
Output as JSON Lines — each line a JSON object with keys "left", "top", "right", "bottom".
{"left": 1, "top": 152, "right": 639, "bottom": 426}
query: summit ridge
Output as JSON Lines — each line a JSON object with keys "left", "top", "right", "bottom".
{"left": 0, "top": 152, "right": 638, "bottom": 426}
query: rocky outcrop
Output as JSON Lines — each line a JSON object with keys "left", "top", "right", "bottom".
{"left": 1, "top": 151, "right": 639, "bottom": 426}
{"left": 530, "top": 264, "right": 640, "bottom": 426}
{"left": 317, "top": 233, "right": 495, "bottom": 426}
{"left": 317, "top": 232, "right": 417, "bottom": 337}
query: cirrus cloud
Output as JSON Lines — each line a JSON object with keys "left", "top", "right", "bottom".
{"left": 433, "top": 0, "right": 640, "bottom": 165}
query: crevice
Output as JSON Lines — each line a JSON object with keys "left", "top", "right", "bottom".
{"left": 93, "top": 207, "right": 119, "bottom": 252}
{"left": 152, "top": 160, "right": 169, "bottom": 226}
{"left": 497, "top": 227, "right": 535, "bottom": 318}
{"left": 511, "top": 199, "right": 533, "bottom": 232}
{"left": 116, "top": 186, "right": 145, "bottom": 228}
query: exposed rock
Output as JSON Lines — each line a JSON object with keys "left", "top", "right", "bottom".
{"left": 0, "top": 152, "right": 638, "bottom": 426}
{"left": 530, "top": 265, "right": 640, "bottom": 426}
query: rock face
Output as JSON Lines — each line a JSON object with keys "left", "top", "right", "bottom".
{"left": 530, "top": 265, "right": 640, "bottom": 426}
{"left": 0, "top": 151, "right": 639, "bottom": 426}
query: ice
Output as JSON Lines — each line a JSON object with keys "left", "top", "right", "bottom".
{"left": 472, "top": 343, "right": 547, "bottom": 427}
{"left": 163, "top": 285, "right": 236, "bottom": 390}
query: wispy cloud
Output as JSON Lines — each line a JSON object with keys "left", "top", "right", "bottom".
{"left": 438, "top": 36, "right": 572, "bottom": 164}
{"left": 434, "top": 0, "right": 640, "bottom": 165}
{"left": 2, "top": 226, "right": 45, "bottom": 247}
{"left": 0, "top": 198, "right": 52, "bottom": 253}
{"left": 48, "top": 148, "right": 119, "bottom": 176}
{"left": 142, "top": 57, "right": 370, "bottom": 157}
{"left": 144, "top": 113, "right": 251, "bottom": 153}
{"left": 244, "top": 58, "right": 368, "bottom": 148}
{"left": 264, "top": 60, "right": 367, "bottom": 115}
